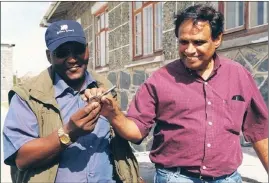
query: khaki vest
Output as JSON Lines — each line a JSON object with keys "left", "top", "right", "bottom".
{"left": 8, "top": 67, "right": 140, "bottom": 183}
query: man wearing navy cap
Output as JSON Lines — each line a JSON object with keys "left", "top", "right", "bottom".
{"left": 3, "top": 20, "right": 115, "bottom": 183}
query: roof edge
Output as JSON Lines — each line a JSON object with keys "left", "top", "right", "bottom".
{"left": 40, "top": 2, "right": 61, "bottom": 28}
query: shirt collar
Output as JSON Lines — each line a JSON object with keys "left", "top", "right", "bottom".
{"left": 213, "top": 53, "right": 221, "bottom": 71}
{"left": 54, "top": 71, "right": 96, "bottom": 98}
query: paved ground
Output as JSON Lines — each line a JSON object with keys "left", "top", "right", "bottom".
{"left": 1, "top": 103, "right": 268, "bottom": 183}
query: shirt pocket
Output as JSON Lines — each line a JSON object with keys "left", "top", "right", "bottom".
{"left": 226, "top": 100, "right": 247, "bottom": 133}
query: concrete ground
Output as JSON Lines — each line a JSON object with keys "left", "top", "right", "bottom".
{"left": 1, "top": 103, "right": 268, "bottom": 183}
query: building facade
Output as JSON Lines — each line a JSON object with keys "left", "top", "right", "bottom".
{"left": 41, "top": 1, "right": 268, "bottom": 151}
{"left": 1, "top": 43, "right": 15, "bottom": 102}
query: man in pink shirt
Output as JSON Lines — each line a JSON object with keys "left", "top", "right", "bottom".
{"left": 85, "top": 4, "right": 268, "bottom": 183}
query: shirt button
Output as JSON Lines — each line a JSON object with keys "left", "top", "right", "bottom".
{"left": 202, "top": 166, "right": 207, "bottom": 170}
{"left": 208, "top": 121, "right": 213, "bottom": 125}
{"left": 207, "top": 101, "right": 211, "bottom": 105}
{"left": 204, "top": 82, "right": 208, "bottom": 85}
{"left": 207, "top": 143, "right": 211, "bottom": 147}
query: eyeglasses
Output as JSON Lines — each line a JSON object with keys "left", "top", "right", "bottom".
{"left": 53, "top": 43, "right": 86, "bottom": 59}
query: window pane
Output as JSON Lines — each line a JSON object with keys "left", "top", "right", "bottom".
{"left": 134, "top": 2, "right": 142, "bottom": 10}
{"left": 265, "top": 2, "right": 268, "bottom": 25}
{"left": 100, "top": 31, "right": 106, "bottom": 66}
{"left": 105, "top": 11, "right": 108, "bottom": 28}
{"left": 136, "top": 35, "right": 142, "bottom": 56}
{"left": 100, "top": 14, "right": 105, "bottom": 29}
{"left": 154, "top": 2, "right": 162, "bottom": 50}
{"left": 135, "top": 13, "right": 142, "bottom": 55}
{"left": 256, "top": 2, "right": 262, "bottom": 26}
{"left": 143, "top": 5, "right": 153, "bottom": 55}
{"left": 238, "top": 2, "right": 243, "bottom": 26}
{"left": 225, "top": 2, "right": 244, "bottom": 30}
{"left": 97, "top": 17, "right": 100, "bottom": 32}
{"left": 106, "top": 32, "right": 109, "bottom": 64}
{"left": 249, "top": 2, "right": 268, "bottom": 27}
{"left": 96, "top": 36, "right": 100, "bottom": 66}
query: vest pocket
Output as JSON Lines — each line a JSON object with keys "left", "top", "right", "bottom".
{"left": 38, "top": 108, "right": 62, "bottom": 137}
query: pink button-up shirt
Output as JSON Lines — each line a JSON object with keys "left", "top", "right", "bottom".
{"left": 126, "top": 54, "right": 268, "bottom": 177}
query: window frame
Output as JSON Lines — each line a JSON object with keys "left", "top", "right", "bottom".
{"left": 219, "top": 1, "right": 247, "bottom": 34}
{"left": 248, "top": 1, "right": 268, "bottom": 29}
{"left": 132, "top": 2, "right": 163, "bottom": 61}
{"left": 219, "top": 1, "right": 268, "bottom": 37}
{"left": 94, "top": 5, "right": 109, "bottom": 69}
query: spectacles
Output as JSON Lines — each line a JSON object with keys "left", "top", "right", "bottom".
{"left": 53, "top": 43, "right": 86, "bottom": 58}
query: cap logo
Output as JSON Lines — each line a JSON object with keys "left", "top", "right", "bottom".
{"left": 61, "top": 24, "right": 68, "bottom": 31}
{"left": 57, "top": 24, "right": 74, "bottom": 35}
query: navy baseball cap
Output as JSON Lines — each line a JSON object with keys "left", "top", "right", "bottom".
{"left": 45, "top": 20, "right": 86, "bottom": 51}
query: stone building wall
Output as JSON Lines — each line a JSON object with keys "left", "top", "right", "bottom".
{"left": 1, "top": 44, "right": 14, "bottom": 102}
{"left": 108, "top": 2, "right": 132, "bottom": 70}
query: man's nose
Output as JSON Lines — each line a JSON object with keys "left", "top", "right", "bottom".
{"left": 66, "top": 53, "right": 78, "bottom": 63}
{"left": 185, "top": 43, "right": 196, "bottom": 54}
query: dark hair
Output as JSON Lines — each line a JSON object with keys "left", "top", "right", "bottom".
{"left": 174, "top": 4, "right": 224, "bottom": 40}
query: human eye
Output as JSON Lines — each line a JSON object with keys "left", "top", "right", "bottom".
{"left": 193, "top": 40, "right": 206, "bottom": 46}
{"left": 179, "top": 39, "right": 188, "bottom": 45}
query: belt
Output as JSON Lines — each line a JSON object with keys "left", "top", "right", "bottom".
{"left": 155, "top": 165, "right": 233, "bottom": 181}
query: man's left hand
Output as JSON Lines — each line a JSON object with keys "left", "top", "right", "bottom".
{"left": 82, "top": 88, "right": 120, "bottom": 119}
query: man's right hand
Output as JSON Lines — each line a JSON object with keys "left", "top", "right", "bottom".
{"left": 82, "top": 87, "right": 143, "bottom": 143}
{"left": 64, "top": 101, "right": 101, "bottom": 142}
{"left": 14, "top": 101, "right": 102, "bottom": 170}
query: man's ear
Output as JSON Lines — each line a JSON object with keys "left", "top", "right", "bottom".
{"left": 214, "top": 33, "right": 223, "bottom": 49}
{"left": 46, "top": 50, "right": 52, "bottom": 64}
{"left": 85, "top": 43, "right": 89, "bottom": 55}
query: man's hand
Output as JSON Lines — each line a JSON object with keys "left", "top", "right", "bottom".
{"left": 82, "top": 88, "right": 143, "bottom": 143}
{"left": 64, "top": 101, "right": 102, "bottom": 141}
{"left": 81, "top": 87, "right": 105, "bottom": 102}
{"left": 83, "top": 88, "right": 120, "bottom": 119}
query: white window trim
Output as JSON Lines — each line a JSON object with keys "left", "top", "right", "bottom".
{"left": 91, "top": 2, "right": 108, "bottom": 15}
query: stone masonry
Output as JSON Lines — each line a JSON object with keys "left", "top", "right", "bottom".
{"left": 1, "top": 44, "right": 15, "bottom": 102}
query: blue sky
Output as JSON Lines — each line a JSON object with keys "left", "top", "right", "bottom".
{"left": 1, "top": 2, "right": 51, "bottom": 77}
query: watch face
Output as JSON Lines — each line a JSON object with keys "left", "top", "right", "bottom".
{"left": 61, "top": 135, "right": 71, "bottom": 144}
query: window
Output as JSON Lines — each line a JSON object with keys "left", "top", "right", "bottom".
{"left": 224, "top": 2, "right": 244, "bottom": 31}
{"left": 219, "top": 2, "right": 268, "bottom": 34}
{"left": 95, "top": 9, "right": 109, "bottom": 68}
{"left": 132, "top": 2, "right": 163, "bottom": 59}
{"left": 154, "top": 2, "right": 163, "bottom": 51}
{"left": 249, "top": 2, "right": 268, "bottom": 28}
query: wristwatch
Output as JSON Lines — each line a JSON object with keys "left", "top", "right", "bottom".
{"left": 58, "top": 127, "right": 72, "bottom": 146}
